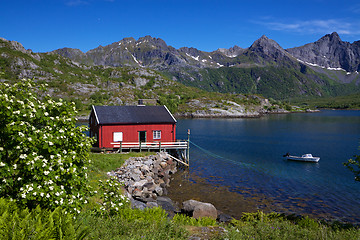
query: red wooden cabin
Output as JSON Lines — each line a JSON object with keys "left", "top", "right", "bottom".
{"left": 89, "top": 105, "right": 177, "bottom": 149}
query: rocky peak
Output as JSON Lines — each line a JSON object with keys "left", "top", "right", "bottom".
{"left": 136, "top": 36, "right": 168, "bottom": 49}
{"left": 249, "top": 35, "right": 284, "bottom": 52}
{"left": 216, "top": 45, "right": 243, "bottom": 57}
{"left": 321, "top": 32, "right": 341, "bottom": 43}
{"left": 0, "top": 37, "right": 29, "bottom": 54}
{"left": 54, "top": 47, "right": 85, "bottom": 58}
{"left": 245, "top": 35, "right": 291, "bottom": 64}
{"left": 287, "top": 32, "right": 360, "bottom": 72}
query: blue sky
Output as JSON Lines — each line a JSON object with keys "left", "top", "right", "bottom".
{"left": 1, "top": 0, "right": 360, "bottom": 53}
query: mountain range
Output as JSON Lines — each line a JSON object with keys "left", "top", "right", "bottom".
{"left": 52, "top": 32, "right": 360, "bottom": 99}
{"left": 1, "top": 32, "right": 360, "bottom": 103}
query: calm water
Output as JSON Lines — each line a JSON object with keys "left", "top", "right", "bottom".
{"left": 175, "top": 110, "right": 360, "bottom": 223}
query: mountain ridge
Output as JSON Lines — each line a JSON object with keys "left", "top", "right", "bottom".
{"left": 51, "top": 32, "right": 360, "bottom": 73}
{"left": 2, "top": 33, "right": 360, "bottom": 100}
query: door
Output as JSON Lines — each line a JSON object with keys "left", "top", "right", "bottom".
{"left": 138, "top": 131, "right": 146, "bottom": 142}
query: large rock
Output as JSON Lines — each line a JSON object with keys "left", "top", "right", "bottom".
{"left": 193, "top": 203, "right": 218, "bottom": 220}
{"left": 182, "top": 199, "right": 203, "bottom": 212}
{"left": 182, "top": 200, "right": 218, "bottom": 220}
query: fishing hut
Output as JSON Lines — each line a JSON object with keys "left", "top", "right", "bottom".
{"left": 89, "top": 105, "right": 189, "bottom": 166}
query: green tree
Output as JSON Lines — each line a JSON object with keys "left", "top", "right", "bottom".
{"left": 344, "top": 152, "right": 360, "bottom": 182}
{"left": 0, "top": 79, "right": 94, "bottom": 212}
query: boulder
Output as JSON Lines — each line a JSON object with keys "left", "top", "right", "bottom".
{"left": 182, "top": 200, "right": 218, "bottom": 220}
{"left": 182, "top": 199, "right": 202, "bottom": 212}
{"left": 193, "top": 203, "right": 218, "bottom": 220}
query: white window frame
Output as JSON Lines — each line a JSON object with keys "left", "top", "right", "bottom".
{"left": 113, "top": 132, "right": 123, "bottom": 142}
{"left": 153, "top": 130, "right": 161, "bottom": 140}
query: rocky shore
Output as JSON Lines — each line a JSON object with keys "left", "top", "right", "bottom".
{"left": 108, "top": 152, "right": 230, "bottom": 221}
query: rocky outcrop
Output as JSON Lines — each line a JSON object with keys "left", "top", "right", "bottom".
{"left": 287, "top": 32, "right": 360, "bottom": 72}
{"left": 174, "top": 98, "right": 288, "bottom": 118}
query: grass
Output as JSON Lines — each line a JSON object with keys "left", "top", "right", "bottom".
{"left": 290, "top": 93, "right": 360, "bottom": 110}
{"left": 225, "top": 213, "right": 360, "bottom": 240}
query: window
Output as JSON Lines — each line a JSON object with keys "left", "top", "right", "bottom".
{"left": 153, "top": 130, "right": 161, "bottom": 140}
{"left": 113, "top": 132, "right": 123, "bottom": 142}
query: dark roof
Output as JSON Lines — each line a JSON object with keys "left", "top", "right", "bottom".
{"left": 91, "top": 105, "right": 177, "bottom": 125}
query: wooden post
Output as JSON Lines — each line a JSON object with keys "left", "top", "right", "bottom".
{"left": 187, "top": 129, "right": 190, "bottom": 164}
{"left": 120, "top": 142, "right": 122, "bottom": 153}
{"left": 159, "top": 142, "right": 161, "bottom": 152}
{"left": 139, "top": 141, "right": 142, "bottom": 152}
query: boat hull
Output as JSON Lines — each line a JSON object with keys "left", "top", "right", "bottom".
{"left": 287, "top": 156, "right": 320, "bottom": 163}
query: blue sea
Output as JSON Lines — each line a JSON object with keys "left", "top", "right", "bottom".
{"left": 175, "top": 110, "right": 360, "bottom": 223}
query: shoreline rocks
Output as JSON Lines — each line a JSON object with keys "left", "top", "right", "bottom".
{"left": 108, "top": 152, "right": 177, "bottom": 204}
{"left": 108, "top": 152, "right": 231, "bottom": 221}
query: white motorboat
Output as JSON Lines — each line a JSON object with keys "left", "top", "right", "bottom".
{"left": 284, "top": 153, "right": 320, "bottom": 163}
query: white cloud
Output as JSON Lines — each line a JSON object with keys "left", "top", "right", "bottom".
{"left": 254, "top": 18, "right": 360, "bottom": 36}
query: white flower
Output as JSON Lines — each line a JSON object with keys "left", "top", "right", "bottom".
{"left": 48, "top": 141, "right": 53, "bottom": 146}
{"left": 0, "top": 162, "right": 5, "bottom": 167}
{"left": 44, "top": 112, "right": 49, "bottom": 116}
{"left": 40, "top": 192, "right": 44, "bottom": 197}
{"left": 0, "top": 147, "right": 3, "bottom": 151}
{"left": 18, "top": 132, "right": 25, "bottom": 137}
{"left": 49, "top": 186, "right": 54, "bottom": 190}
{"left": 17, "top": 177, "right": 21, "bottom": 181}
{"left": 19, "top": 154, "right": 27, "bottom": 159}
{"left": 46, "top": 193, "right": 50, "bottom": 198}
{"left": 21, "top": 193, "right": 26, "bottom": 198}
{"left": 44, "top": 171, "right": 50, "bottom": 175}
{"left": 13, "top": 164, "right": 17, "bottom": 169}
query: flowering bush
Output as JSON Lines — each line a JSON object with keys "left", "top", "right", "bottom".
{"left": 0, "top": 79, "right": 94, "bottom": 213}
{"left": 96, "top": 177, "right": 129, "bottom": 216}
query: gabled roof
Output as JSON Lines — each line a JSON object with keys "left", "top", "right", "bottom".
{"left": 91, "top": 105, "right": 177, "bottom": 125}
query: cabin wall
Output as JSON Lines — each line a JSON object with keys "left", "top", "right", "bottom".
{"left": 99, "top": 123, "right": 176, "bottom": 148}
